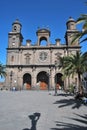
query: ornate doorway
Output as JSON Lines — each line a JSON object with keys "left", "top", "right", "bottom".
{"left": 23, "top": 73, "right": 31, "bottom": 90}
{"left": 37, "top": 71, "right": 49, "bottom": 90}
{"left": 55, "top": 73, "right": 64, "bottom": 89}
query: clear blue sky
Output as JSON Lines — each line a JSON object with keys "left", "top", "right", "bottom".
{"left": 0, "top": 0, "right": 87, "bottom": 65}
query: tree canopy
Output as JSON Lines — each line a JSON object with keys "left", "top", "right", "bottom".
{"left": 71, "top": 14, "right": 87, "bottom": 44}
{"left": 58, "top": 52, "right": 87, "bottom": 91}
{"left": 0, "top": 62, "right": 6, "bottom": 79}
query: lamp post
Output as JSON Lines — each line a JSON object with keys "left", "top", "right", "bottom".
{"left": 10, "top": 71, "right": 13, "bottom": 90}
{"left": 55, "top": 61, "right": 58, "bottom": 95}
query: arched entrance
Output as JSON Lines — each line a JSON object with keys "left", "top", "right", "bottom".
{"left": 37, "top": 71, "right": 49, "bottom": 90}
{"left": 23, "top": 73, "right": 31, "bottom": 90}
{"left": 55, "top": 73, "right": 64, "bottom": 89}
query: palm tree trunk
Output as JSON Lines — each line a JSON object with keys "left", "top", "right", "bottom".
{"left": 77, "top": 73, "right": 81, "bottom": 92}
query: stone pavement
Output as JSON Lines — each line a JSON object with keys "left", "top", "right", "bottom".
{"left": 0, "top": 90, "right": 87, "bottom": 130}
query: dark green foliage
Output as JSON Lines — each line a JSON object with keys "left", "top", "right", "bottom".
{"left": 0, "top": 62, "right": 6, "bottom": 78}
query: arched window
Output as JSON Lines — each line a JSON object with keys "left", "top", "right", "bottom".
{"left": 25, "top": 53, "right": 31, "bottom": 64}
{"left": 26, "top": 55, "right": 30, "bottom": 64}
{"left": 14, "top": 26, "right": 17, "bottom": 31}
{"left": 11, "top": 56, "right": 14, "bottom": 62}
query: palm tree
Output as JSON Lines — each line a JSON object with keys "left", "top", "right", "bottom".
{"left": 59, "top": 52, "right": 87, "bottom": 92}
{"left": 0, "top": 62, "right": 6, "bottom": 79}
{"left": 71, "top": 14, "right": 87, "bottom": 43}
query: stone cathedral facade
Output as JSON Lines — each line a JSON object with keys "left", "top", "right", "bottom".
{"left": 5, "top": 17, "right": 81, "bottom": 90}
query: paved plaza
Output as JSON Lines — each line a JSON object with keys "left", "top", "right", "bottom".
{"left": 0, "top": 90, "right": 87, "bottom": 130}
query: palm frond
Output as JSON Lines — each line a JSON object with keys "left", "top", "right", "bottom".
{"left": 81, "top": 14, "right": 87, "bottom": 18}
{"left": 71, "top": 32, "right": 82, "bottom": 44}
{"left": 80, "top": 37, "right": 87, "bottom": 43}
{"left": 76, "top": 18, "right": 86, "bottom": 24}
{"left": 76, "top": 14, "right": 87, "bottom": 24}
{"left": 71, "top": 14, "right": 87, "bottom": 44}
{"left": 83, "top": 23, "right": 87, "bottom": 30}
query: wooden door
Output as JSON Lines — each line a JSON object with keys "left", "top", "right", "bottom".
{"left": 40, "top": 82, "right": 47, "bottom": 90}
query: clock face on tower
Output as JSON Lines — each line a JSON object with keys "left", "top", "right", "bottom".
{"left": 39, "top": 51, "right": 48, "bottom": 61}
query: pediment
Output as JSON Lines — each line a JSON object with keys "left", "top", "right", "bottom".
{"left": 36, "top": 28, "right": 50, "bottom": 36}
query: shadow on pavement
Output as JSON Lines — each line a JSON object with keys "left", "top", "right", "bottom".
{"left": 23, "top": 112, "right": 41, "bottom": 130}
{"left": 51, "top": 113, "right": 87, "bottom": 130}
{"left": 53, "top": 93, "right": 74, "bottom": 97}
{"left": 53, "top": 97, "right": 85, "bottom": 109}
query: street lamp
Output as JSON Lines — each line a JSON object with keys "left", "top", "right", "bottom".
{"left": 54, "top": 61, "right": 58, "bottom": 95}
{"left": 10, "top": 71, "right": 13, "bottom": 90}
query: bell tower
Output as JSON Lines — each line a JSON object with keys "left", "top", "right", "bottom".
{"left": 36, "top": 28, "right": 50, "bottom": 46}
{"left": 8, "top": 19, "right": 23, "bottom": 48}
{"left": 65, "top": 17, "right": 79, "bottom": 45}
{"left": 12, "top": 19, "right": 22, "bottom": 33}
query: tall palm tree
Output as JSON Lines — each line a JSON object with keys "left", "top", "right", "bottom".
{"left": 59, "top": 52, "right": 87, "bottom": 91}
{"left": 71, "top": 14, "right": 87, "bottom": 43}
{"left": 0, "top": 62, "right": 6, "bottom": 79}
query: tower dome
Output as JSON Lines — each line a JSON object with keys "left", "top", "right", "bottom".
{"left": 66, "top": 17, "right": 76, "bottom": 30}
{"left": 12, "top": 19, "right": 22, "bottom": 33}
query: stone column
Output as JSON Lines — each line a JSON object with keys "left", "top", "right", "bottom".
{"left": 19, "top": 49, "right": 22, "bottom": 65}
{"left": 32, "top": 67, "right": 36, "bottom": 89}
{"left": 33, "top": 49, "right": 36, "bottom": 64}
{"left": 51, "top": 68, "right": 55, "bottom": 90}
